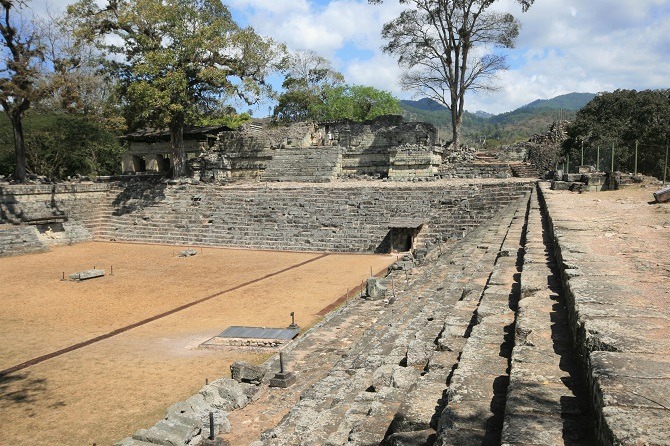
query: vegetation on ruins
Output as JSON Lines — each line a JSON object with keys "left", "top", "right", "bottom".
{"left": 564, "top": 89, "right": 670, "bottom": 179}
{"left": 274, "top": 49, "right": 345, "bottom": 122}
{"left": 369, "top": 0, "right": 534, "bottom": 152}
{"left": 310, "top": 85, "right": 402, "bottom": 122}
{"left": 273, "top": 51, "right": 400, "bottom": 124}
{"left": 67, "top": 0, "right": 285, "bottom": 178}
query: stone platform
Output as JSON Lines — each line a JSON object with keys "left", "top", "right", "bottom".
{"left": 538, "top": 182, "right": 670, "bottom": 445}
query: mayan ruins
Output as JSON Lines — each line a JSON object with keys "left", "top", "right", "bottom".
{"left": 2, "top": 1, "right": 669, "bottom": 445}
{"left": 1, "top": 114, "right": 669, "bottom": 446}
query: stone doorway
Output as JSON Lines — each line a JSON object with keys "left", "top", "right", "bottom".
{"left": 387, "top": 218, "right": 427, "bottom": 253}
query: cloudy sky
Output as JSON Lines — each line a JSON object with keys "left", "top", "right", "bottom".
{"left": 225, "top": 0, "right": 670, "bottom": 114}
{"left": 38, "top": 0, "right": 670, "bottom": 115}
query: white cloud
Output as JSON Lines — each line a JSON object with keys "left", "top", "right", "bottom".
{"left": 474, "top": 0, "right": 670, "bottom": 113}
{"left": 344, "top": 53, "right": 406, "bottom": 95}
{"left": 25, "top": 0, "right": 670, "bottom": 116}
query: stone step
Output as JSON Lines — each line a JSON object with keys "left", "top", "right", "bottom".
{"left": 501, "top": 186, "right": 591, "bottom": 445}
{"left": 432, "top": 195, "right": 529, "bottom": 445}
{"left": 253, "top": 194, "right": 532, "bottom": 445}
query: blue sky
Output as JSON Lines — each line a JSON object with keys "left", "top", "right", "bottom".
{"left": 35, "top": 0, "right": 670, "bottom": 115}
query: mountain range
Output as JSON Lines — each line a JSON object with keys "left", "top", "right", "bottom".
{"left": 400, "top": 92, "right": 596, "bottom": 146}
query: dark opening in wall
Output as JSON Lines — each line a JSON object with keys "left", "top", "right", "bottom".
{"left": 387, "top": 218, "right": 427, "bottom": 253}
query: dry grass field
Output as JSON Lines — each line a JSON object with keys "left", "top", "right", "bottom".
{"left": 0, "top": 242, "right": 394, "bottom": 446}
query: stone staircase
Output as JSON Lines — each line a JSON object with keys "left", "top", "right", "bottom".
{"left": 87, "top": 181, "right": 532, "bottom": 253}
{"left": 440, "top": 163, "right": 513, "bottom": 179}
{"left": 239, "top": 184, "right": 593, "bottom": 446}
{"left": 261, "top": 148, "right": 343, "bottom": 182}
{"left": 510, "top": 163, "right": 540, "bottom": 179}
{"left": 248, "top": 193, "right": 531, "bottom": 445}
{"left": 0, "top": 224, "right": 47, "bottom": 256}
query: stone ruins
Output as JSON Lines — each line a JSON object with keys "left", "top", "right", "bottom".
{"left": 1, "top": 117, "right": 668, "bottom": 446}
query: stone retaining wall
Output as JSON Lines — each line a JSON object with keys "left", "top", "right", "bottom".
{"left": 0, "top": 183, "right": 108, "bottom": 256}
{"left": 95, "top": 180, "right": 534, "bottom": 253}
{"left": 536, "top": 182, "right": 670, "bottom": 445}
{"left": 0, "top": 180, "right": 533, "bottom": 256}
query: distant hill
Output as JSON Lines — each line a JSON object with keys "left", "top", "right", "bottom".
{"left": 400, "top": 98, "right": 448, "bottom": 112}
{"left": 399, "top": 92, "right": 596, "bottom": 146}
{"left": 520, "top": 92, "right": 596, "bottom": 111}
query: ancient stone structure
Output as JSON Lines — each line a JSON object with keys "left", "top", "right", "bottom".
{"left": 0, "top": 178, "right": 532, "bottom": 257}
{"left": 0, "top": 183, "right": 104, "bottom": 256}
{"left": 498, "top": 121, "right": 569, "bottom": 177}
{"left": 121, "top": 125, "right": 231, "bottom": 174}
{"left": 2, "top": 129, "right": 667, "bottom": 445}
{"left": 121, "top": 117, "right": 444, "bottom": 182}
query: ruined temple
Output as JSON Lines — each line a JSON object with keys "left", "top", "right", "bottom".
{"left": 1, "top": 120, "right": 668, "bottom": 445}
{"left": 122, "top": 116, "right": 444, "bottom": 182}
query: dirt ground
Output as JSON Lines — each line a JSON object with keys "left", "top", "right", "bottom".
{"left": 0, "top": 242, "right": 395, "bottom": 446}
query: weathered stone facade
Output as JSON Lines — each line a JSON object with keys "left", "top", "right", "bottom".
{"left": 0, "top": 183, "right": 107, "bottom": 256}
{"left": 0, "top": 178, "right": 533, "bottom": 257}
{"left": 123, "top": 117, "right": 443, "bottom": 182}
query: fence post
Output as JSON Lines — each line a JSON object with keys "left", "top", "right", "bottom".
{"left": 581, "top": 140, "right": 584, "bottom": 166}
{"left": 664, "top": 143, "right": 669, "bottom": 186}
{"left": 611, "top": 144, "right": 615, "bottom": 173}
{"left": 634, "top": 140, "right": 638, "bottom": 175}
{"left": 597, "top": 146, "right": 600, "bottom": 171}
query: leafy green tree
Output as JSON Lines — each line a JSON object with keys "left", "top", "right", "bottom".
{"left": 1, "top": 0, "right": 47, "bottom": 182}
{"left": 274, "top": 50, "right": 344, "bottom": 122}
{"left": 565, "top": 89, "right": 670, "bottom": 178}
{"left": 34, "top": 9, "right": 123, "bottom": 130}
{"left": 370, "top": 0, "right": 533, "bottom": 152}
{"left": 68, "top": 0, "right": 285, "bottom": 177}
{"left": 312, "top": 85, "right": 402, "bottom": 122}
{"left": 0, "top": 112, "right": 123, "bottom": 178}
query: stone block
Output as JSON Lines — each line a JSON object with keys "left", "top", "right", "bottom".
{"left": 269, "top": 371, "right": 297, "bottom": 388}
{"left": 366, "top": 277, "right": 387, "bottom": 300}
{"left": 501, "top": 412, "right": 580, "bottom": 446}
{"left": 132, "top": 426, "right": 185, "bottom": 446}
{"left": 600, "top": 406, "right": 670, "bottom": 446}
{"left": 69, "top": 268, "right": 105, "bottom": 281}
{"left": 211, "top": 378, "right": 249, "bottom": 410}
{"left": 406, "top": 339, "right": 434, "bottom": 368}
{"left": 654, "top": 185, "right": 670, "bottom": 203}
{"left": 230, "top": 361, "right": 267, "bottom": 384}
{"left": 386, "top": 429, "right": 437, "bottom": 446}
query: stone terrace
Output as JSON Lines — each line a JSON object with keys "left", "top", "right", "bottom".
{"left": 539, "top": 183, "right": 670, "bottom": 445}
{"left": 3, "top": 177, "right": 668, "bottom": 445}
{"left": 87, "top": 179, "right": 533, "bottom": 253}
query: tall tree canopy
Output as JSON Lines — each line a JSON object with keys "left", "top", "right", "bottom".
{"left": 1, "top": 0, "right": 47, "bottom": 182}
{"left": 274, "top": 49, "right": 344, "bottom": 122}
{"left": 68, "top": 0, "right": 285, "bottom": 177}
{"left": 311, "top": 85, "right": 402, "bottom": 122}
{"left": 370, "top": 0, "right": 533, "bottom": 151}
{"left": 565, "top": 89, "right": 670, "bottom": 179}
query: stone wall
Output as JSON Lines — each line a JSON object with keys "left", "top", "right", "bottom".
{"left": 0, "top": 179, "right": 533, "bottom": 256}
{"left": 94, "top": 180, "right": 534, "bottom": 253}
{"left": 439, "top": 162, "right": 513, "bottom": 179}
{"left": 0, "top": 183, "right": 108, "bottom": 256}
{"left": 191, "top": 117, "right": 442, "bottom": 181}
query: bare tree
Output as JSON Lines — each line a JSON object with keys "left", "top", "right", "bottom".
{"left": 1, "top": 0, "right": 46, "bottom": 182}
{"left": 370, "top": 0, "right": 533, "bottom": 151}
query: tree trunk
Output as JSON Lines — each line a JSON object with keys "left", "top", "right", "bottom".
{"left": 450, "top": 106, "right": 461, "bottom": 152}
{"left": 10, "top": 110, "right": 28, "bottom": 183}
{"left": 169, "top": 116, "right": 187, "bottom": 178}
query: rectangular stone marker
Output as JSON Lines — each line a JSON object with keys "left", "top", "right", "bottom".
{"left": 69, "top": 269, "right": 105, "bottom": 281}
{"left": 653, "top": 185, "right": 670, "bottom": 203}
